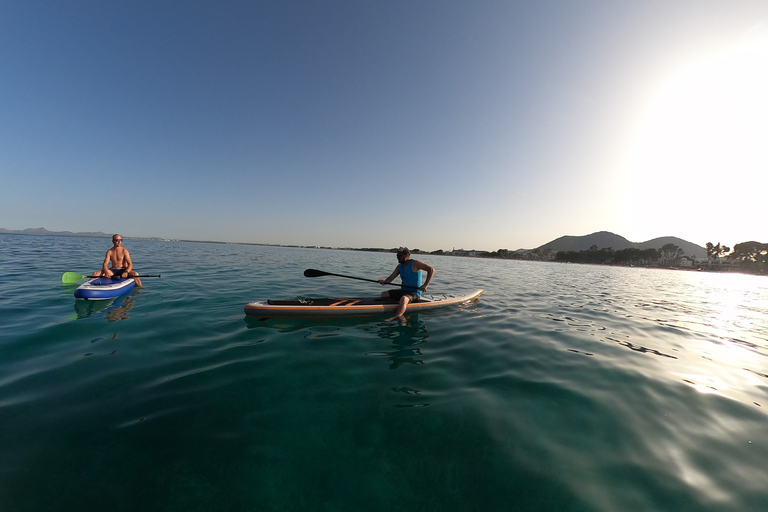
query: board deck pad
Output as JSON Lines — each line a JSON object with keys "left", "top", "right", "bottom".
{"left": 267, "top": 297, "right": 398, "bottom": 306}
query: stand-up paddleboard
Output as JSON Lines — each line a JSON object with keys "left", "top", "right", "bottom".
{"left": 74, "top": 276, "right": 136, "bottom": 300}
{"left": 244, "top": 289, "right": 483, "bottom": 318}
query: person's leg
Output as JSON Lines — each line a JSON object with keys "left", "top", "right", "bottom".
{"left": 129, "top": 270, "right": 143, "bottom": 287}
{"left": 394, "top": 295, "right": 412, "bottom": 317}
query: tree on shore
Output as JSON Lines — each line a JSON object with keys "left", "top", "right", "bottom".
{"left": 730, "top": 241, "right": 767, "bottom": 262}
{"left": 729, "top": 242, "right": 768, "bottom": 273}
{"left": 480, "top": 249, "right": 523, "bottom": 259}
{"left": 553, "top": 247, "right": 660, "bottom": 266}
{"left": 705, "top": 242, "right": 730, "bottom": 264}
{"left": 514, "top": 238, "right": 766, "bottom": 276}
{"left": 660, "top": 243, "right": 684, "bottom": 266}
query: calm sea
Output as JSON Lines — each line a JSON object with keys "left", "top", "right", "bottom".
{"left": 1, "top": 234, "right": 767, "bottom": 512}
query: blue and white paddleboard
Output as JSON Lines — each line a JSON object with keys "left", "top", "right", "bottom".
{"left": 74, "top": 276, "right": 136, "bottom": 300}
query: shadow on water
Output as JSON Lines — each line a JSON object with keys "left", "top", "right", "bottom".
{"left": 243, "top": 313, "right": 430, "bottom": 361}
{"left": 244, "top": 313, "right": 434, "bottom": 409}
{"left": 368, "top": 316, "right": 433, "bottom": 408}
{"left": 72, "top": 288, "right": 139, "bottom": 321}
{"left": 244, "top": 313, "right": 433, "bottom": 368}
{"left": 364, "top": 315, "right": 430, "bottom": 370}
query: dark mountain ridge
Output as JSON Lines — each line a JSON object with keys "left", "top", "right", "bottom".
{"left": 536, "top": 231, "right": 707, "bottom": 259}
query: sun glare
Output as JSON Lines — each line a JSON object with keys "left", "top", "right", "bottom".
{"left": 622, "top": 30, "right": 768, "bottom": 236}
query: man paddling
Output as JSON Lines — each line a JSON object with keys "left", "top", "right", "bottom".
{"left": 92, "top": 234, "right": 143, "bottom": 287}
{"left": 379, "top": 247, "right": 434, "bottom": 318}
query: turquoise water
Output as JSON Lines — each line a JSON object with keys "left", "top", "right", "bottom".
{"left": 1, "top": 234, "right": 767, "bottom": 512}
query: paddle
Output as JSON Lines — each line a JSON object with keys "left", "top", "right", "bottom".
{"left": 303, "top": 269, "right": 419, "bottom": 290}
{"left": 61, "top": 272, "right": 161, "bottom": 284}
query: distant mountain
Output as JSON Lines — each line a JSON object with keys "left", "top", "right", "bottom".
{"left": 536, "top": 231, "right": 707, "bottom": 259}
{"left": 0, "top": 227, "right": 111, "bottom": 238}
{"left": 635, "top": 237, "right": 707, "bottom": 260}
{"left": 538, "top": 231, "right": 635, "bottom": 252}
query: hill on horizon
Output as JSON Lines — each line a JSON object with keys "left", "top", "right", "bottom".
{"left": 536, "top": 231, "right": 707, "bottom": 259}
{"left": 0, "top": 227, "right": 112, "bottom": 238}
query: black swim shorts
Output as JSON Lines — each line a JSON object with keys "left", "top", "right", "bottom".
{"left": 387, "top": 289, "right": 419, "bottom": 302}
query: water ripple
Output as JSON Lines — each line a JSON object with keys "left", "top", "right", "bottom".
{"left": 2, "top": 237, "right": 768, "bottom": 511}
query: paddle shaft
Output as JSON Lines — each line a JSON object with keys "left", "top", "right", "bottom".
{"left": 62, "top": 272, "right": 160, "bottom": 283}
{"left": 304, "top": 269, "right": 419, "bottom": 291}
{"left": 103, "top": 274, "right": 160, "bottom": 279}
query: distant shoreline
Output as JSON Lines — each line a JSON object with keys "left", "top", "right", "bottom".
{"left": 0, "top": 228, "right": 483, "bottom": 254}
{"left": 0, "top": 229, "right": 406, "bottom": 251}
{"left": 2, "top": 229, "right": 764, "bottom": 276}
{"left": 0, "top": 230, "right": 473, "bottom": 255}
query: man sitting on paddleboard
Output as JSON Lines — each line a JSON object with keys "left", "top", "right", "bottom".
{"left": 379, "top": 247, "right": 434, "bottom": 317}
{"left": 91, "top": 234, "right": 143, "bottom": 287}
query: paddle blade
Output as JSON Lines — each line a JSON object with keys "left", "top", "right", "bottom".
{"left": 304, "top": 269, "right": 328, "bottom": 278}
{"left": 62, "top": 272, "right": 88, "bottom": 284}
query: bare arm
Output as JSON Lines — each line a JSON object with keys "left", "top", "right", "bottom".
{"left": 379, "top": 267, "right": 400, "bottom": 285}
{"left": 101, "top": 250, "right": 114, "bottom": 276}
{"left": 123, "top": 249, "right": 134, "bottom": 274}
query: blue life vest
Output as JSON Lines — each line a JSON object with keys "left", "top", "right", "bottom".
{"left": 399, "top": 260, "right": 423, "bottom": 296}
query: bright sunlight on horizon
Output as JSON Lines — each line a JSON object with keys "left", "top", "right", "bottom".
{"left": 621, "top": 25, "right": 768, "bottom": 246}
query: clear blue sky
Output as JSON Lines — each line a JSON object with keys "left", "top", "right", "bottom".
{"left": 2, "top": 1, "right": 765, "bottom": 251}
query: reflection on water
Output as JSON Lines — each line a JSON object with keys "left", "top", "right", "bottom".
{"left": 244, "top": 314, "right": 434, "bottom": 406}
{"left": 72, "top": 289, "right": 139, "bottom": 321}
{"left": 245, "top": 314, "right": 431, "bottom": 370}
{"left": 83, "top": 333, "right": 120, "bottom": 357}
{"left": 545, "top": 311, "right": 678, "bottom": 359}
{"left": 366, "top": 315, "right": 430, "bottom": 370}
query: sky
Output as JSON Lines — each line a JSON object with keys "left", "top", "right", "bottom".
{"left": 1, "top": 1, "right": 766, "bottom": 251}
